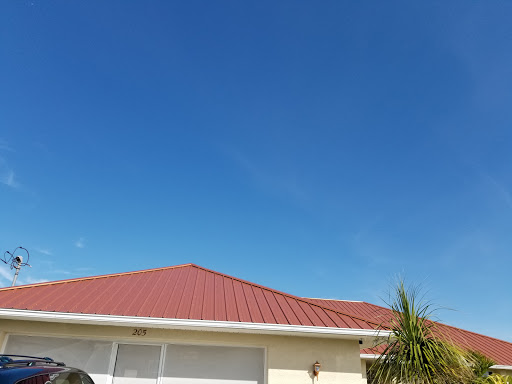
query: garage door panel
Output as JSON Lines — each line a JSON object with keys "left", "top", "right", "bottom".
{"left": 113, "top": 344, "right": 161, "bottom": 384}
{"left": 163, "top": 380, "right": 259, "bottom": 384}
{"left": 162, "top": 344, "right": 264, "bottom": 384}
{"left": 4, "top": 335, "right": 112, "bottom": 384}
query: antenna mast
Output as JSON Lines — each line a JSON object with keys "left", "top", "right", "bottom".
{"left": 1, "top": 246, "right": 31, "bottom": 286}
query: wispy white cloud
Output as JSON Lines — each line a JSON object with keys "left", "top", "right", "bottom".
{"left": 5, "top": 171, "right": 18, "bottom": 188}
{"left": 51, "top": 269, "right": 73, "bottom": 275}
{"left": 33, "top": 141, "right": 50, "bottom": 154}
{"left": 352, "top": 215, "right": 382, "bottom": 244}
{"left": 0, "top": 265, "right": 13, "bottom": 284}
{"left": 483, "top": 173, "right": 512, "bottom": 210}
{"left": 0, "top": 264, "right": 47, "bottom": 287}
{"left": 49, "top": 268, "right": 95, "bottom": 278}
{"left": 17, "top": 276, "right": 49, "bottom": 285}
{"left": 438, "top": 230, "right": 492, "bottom": 267}
{"left": 75, "top": 237, "right": 85, "bottom": 248}
{"left": 0, "top": 141, "right": 20, "bottom": 188}
{"left": 35, "top": 248, "right": 52, "bottom": 256}
{"left": 0, "top": 139, "right": 14, "bottom": 152}
{"left": 468, "top": 161, "right": 512, "bottom": 211}
{"left": 0, "top": 160, "right": 20, "bottom": 189}
{"left": 0, "top": 262, "right": 89, "bottom": 287}
{"left": 226, "top": 148, "right": 309, "bottom": 205}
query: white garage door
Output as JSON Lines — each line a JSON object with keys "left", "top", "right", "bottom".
{"left": 4, "top": 335, "right": 113, "bottom": 384}
{"left": 4, "top": 335, "right": 264, "bottom": 384}
{"left": 163, "top": 344, "right": 264, "bottom": 384}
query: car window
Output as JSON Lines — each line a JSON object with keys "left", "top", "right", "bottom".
{"left": 17, "top": 372, "right": 94, "bottom": 384}
{"left": 78, "top": 375, "right": 94, "bottom": 384}
{"left": 53, "top": 372, "right": 94, "bottom": 384}
{"left": 16, "top": 374, "right": 50, "bottom": 384}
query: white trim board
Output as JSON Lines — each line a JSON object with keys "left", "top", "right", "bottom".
{"left": 490, "top": 365, "right": 512, "bottom": 371}
{"left": 0, "top": 308, "right": 391, "bottom": 339}
{"left": 360, "top": 353, "right": 381, "bottom": 360}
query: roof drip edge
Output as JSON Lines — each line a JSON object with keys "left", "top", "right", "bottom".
{"left": 0, "top": 308, "right": 391, "bottom": 339}
{"left": 490, "top": 365, "right": 512, "bottom": 371}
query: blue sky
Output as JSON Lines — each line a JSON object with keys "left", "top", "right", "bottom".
{"left": 1, "top": 1, "right": 511, "bottom": 341}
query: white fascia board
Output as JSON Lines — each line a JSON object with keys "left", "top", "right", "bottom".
{"left": 490, "top": 365, "right": 512, "bottom": 371}
{"left": 0, "top": 309, "right": 391, "bottom": 339}
{"left": 360, "top": 353, "right": 381, "bottom": 360}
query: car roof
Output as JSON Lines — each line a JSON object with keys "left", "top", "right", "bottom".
{"left": 0, "top": 355, "right": 87, "bottom": 383}
{"left": 0, "top": 354, "right": 66, "bottom": 367}
{"left": 1, "top": 366, "right": 74, "bottom": 382}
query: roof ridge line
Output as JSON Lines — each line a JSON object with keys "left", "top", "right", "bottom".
{"left": 307, "top": 297, "right": 392, "bottom": 311}
{"left": 306, "top": 297, "right": 391, "bottom": 311}
{"left": 304, "top": 297, "right": 364, "bottom": 303}
{"left": 0, "top": 263, "right": 195, "bottom": 291}
{"left": 189, "top": 265, "right": 385, "bottom": 329}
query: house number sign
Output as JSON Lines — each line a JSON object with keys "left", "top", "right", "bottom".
{"left": 132, "top": 328, "right": 147, "bottom": 336}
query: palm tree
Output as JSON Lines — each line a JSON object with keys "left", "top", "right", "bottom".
{"left": 468, "top": 350, "right": 496, "bottom": 383}
{"left": 369, "top": 280, "right": 474, "bottom": 384}
{"left": 468, "top": 351, "right": 511, "bottom": 384}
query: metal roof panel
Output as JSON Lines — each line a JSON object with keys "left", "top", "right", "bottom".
{"left": 306, "top": 298, "right": 512, "bottom": 366}
{"left": 0, "top": 264, "right": 380, "bottom": 332}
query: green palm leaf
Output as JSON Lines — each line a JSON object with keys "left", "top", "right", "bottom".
{"left": 369, "top": 280, "right": 475, "bottom": 384}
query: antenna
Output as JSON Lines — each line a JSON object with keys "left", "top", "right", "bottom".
{"left": 1, "top": 247, "right": 31, "bottom": 286}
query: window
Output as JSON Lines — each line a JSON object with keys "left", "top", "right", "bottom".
{"left": 16, "top": 372, "right": 94, "bottom": 384}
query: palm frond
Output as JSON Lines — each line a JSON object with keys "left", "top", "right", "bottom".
{"left": 369, "top": 280, "right": 475, "bottom": 384}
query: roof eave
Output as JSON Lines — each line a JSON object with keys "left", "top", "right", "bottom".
{"left": 490, "top": 365, "right": 512, "bottom": 371}
{"left": 0, "top": 308, "right": 391, "bottom": 340}
{"left": 360, "top": 353, "right": 381, "bottom": 360}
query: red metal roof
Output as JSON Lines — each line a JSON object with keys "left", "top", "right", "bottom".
{"left": 306, "top": 298, "right": 512, "bottom": 366}
{"left": 0, "top": 264, "right": 379, "bottom": 330}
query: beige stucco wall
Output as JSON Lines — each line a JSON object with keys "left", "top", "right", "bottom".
{"left": 0, "top": 319, "right": 364, "bottom": 384}
{"left": 360, "top": 360, "right": 368, "bottom": 384}
{"left": 491, "top": 368, "right": 512, "bottom": 377}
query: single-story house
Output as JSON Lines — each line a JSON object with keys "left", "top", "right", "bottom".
{"left": 0, "top": 263, "right": 510, "bottom": 384}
